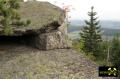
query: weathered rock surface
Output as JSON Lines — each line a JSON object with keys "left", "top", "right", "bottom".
{"left": 0, "top": 44, "right": 116, "bottom": 79}
{"left": 33, "top": 31, "right": 71, "bottom": 50}
{"left": 30, "top": 22, "right": 72, "bottom": 50}
{"left": 0, "top": 1, "right": 65, "bottom": 35}
{"left": 0, "top": 1, "right": 71, "bottom": 50}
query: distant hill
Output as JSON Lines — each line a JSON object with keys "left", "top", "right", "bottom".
{"left": 68, "top": 20, "right": 120, "bottom": 39}
{"left": 69, "top": 20, "right": 120, "bottom": 30}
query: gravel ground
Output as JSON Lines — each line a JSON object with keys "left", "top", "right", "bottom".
{"left": 0, "top": 44, "right": 117, "bottom": 79}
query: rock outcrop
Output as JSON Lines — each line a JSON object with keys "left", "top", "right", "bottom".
{"left": 0, "top": 45, "right": 116, "bottom": 79}
{"left": 0, "top": 1, "right": 72, "bottom": 50}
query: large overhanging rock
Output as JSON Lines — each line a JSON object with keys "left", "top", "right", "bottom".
{"left": 0, "top": 1, "right": 65, "bottom": 35}
{"left": 0, "top": 1, "right": 72, "bottom": 50}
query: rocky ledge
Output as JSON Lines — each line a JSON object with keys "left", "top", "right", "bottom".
{"left": 0, "top": 44, "right": 116, "bottom": 79}
{"left": 0, "top": 1, "right": 72, "bottom": 50}
{"left": 0, "top": 44, "right": 104, "bottom": 79}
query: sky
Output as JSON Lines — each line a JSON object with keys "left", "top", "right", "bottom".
{"left": 25, "top": 0, "right": 120, "bottom": 21}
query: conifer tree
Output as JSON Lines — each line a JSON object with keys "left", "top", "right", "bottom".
{"left": 80, "top": 6, "right": 102, "bottom": 56}
{"left": 0, "top": 0, "right": 30, "bottom": 35}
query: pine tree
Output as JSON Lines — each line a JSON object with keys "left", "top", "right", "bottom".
{"left": 80, "top": 6, "right": 102, "bottom": 56}
{"left": 0, "top": 0, "right": 30, "bottom": 35}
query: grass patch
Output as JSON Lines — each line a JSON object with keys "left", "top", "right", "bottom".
{"left": 72, "top": 40, "right": 107, "bottom": 66}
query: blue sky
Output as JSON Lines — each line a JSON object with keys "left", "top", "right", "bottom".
{"left": 25, "top": 0, "right": 120, "bottom": 21}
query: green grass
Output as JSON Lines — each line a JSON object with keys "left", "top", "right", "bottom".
{"left": 72, "top": 40, "right": 108, "bottom": 66}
